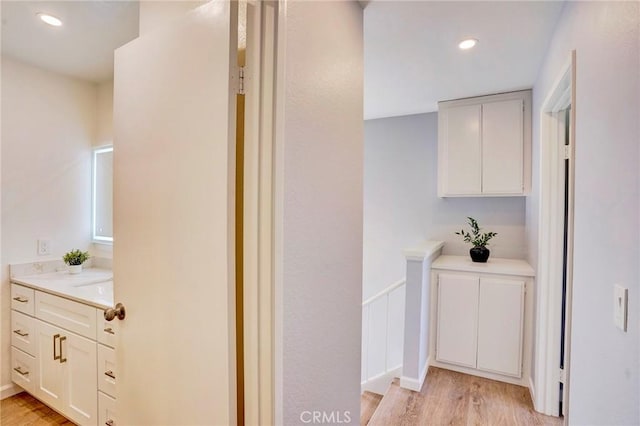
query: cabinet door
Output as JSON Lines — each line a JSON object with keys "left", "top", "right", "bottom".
{"left": 35, "top": 321, "right": 65, "bottom": 411}
{"left": 481, "top": 99, "right": 524, "bottom": 194}
{"left": 436, "top": 274, "right": 479, "bottom": 368}
{"left": 440, "top": 104, "right": 482, "bottom": 195}
{"left": 63, "top": 332, "right": 98, "bottom": 425}
{"left": 477, "top": 278, "right": 525, "bottom": 377}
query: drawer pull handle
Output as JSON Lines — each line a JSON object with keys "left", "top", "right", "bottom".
{"left": 12, "top": 296, "right": 28, "bottom": 303}
{"left": 103, "top": 327, "right": 115, "bottom": 335}
{"left": 59, "top": 336, "right": 67, "bottom": 363}
{"left": 13, "top": 329, "right": 29, "bottom": 337}
{"left": 104, "top": 370, "right": 116, "bottom": 380}
{"left": 105, "top": 420, "right": 114, "bottom": 426}
{"left": 53, "top": 334, "right": 60, "bottom": 360}
{"left": 13, "top": 366, "right": 29, "bottom": 376}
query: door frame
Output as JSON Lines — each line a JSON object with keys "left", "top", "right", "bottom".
{"left": 534, "top": 50, "right": 576, "bottom": 420}
{"left": 243, "top": 1, "right": 277, "bottom": 424}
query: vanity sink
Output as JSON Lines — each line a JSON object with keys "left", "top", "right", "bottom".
{"left": 11, "top": 267, "right": 114, "bottom": 308}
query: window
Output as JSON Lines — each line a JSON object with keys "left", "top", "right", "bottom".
{"left": 93, "top": 146, "right": 113, "bottom": 243}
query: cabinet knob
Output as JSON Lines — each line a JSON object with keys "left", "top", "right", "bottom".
{"left": 104, "top": 303, "right": 126, "bottom": 321}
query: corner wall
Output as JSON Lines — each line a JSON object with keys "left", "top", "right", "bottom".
{"left": 1, "top": 57, "right": 97, "bottom": 395}
{"left": 527, "top": 2, "right": 640, "bottom": 423}
{"left": 277, "top": 1, "right": 363, "bottom": 424}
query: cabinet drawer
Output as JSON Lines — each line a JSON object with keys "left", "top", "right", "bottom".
{"left": 35, "top": 291, "right": 97, "bottom": 339}
{"left": 97, "top": 309, "right": 118, "bottom": 349}
{"left": 99, "top": 391, "right": 117, "bottom": 426}
{"left": 11, "top": 347, "right": 36, "bottom": 393}
{"left": 98, "top": 344, "right": 116, "bottom": 398}
{"left": 11, "top": 284, "right": 35, "bottom": 316}
{"left": 11, "top": 311, "right": 36, "bottom": 356}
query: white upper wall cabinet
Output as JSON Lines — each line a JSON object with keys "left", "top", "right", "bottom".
{"left": 438, "top": 90, "right": 532, "bottom": 197}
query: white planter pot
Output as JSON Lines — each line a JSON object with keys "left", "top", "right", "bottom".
{"left": 68, "top": 265, "right": 82, "bottom": 274}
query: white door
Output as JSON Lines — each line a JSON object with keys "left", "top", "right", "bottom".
{"left": 481, "top": 99, "right": 524, "bottom": 194}
{"left": 35, "top": 321, "right": 64, "bottom": 411}
{"left": 477, "top": 278, "right": 525, "bottom": 377}
{"left": 441, "top": 104, "right": 482, "bottom": 195}
{"left": 63, "top": 332, "right": 98, "bottom": 425}
{"left": 436, "top": 274, "right": 479, "bottom": 368}
{"left": 112, "top": 1, "right": 238, "bottom": 424}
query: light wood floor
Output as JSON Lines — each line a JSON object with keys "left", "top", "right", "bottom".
{"left": 365, "top": 367, "right": 563, "bottom": 426}
{"left": 1, "top": 392, "right": 74, "bottom": 426}
{"left": 361, "top": 390, "right": 384, "bottom": 425}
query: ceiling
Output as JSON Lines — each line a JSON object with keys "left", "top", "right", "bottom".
{"left": 1, "top": 1, "right": 564, "bottom": 105}
{"left": 364, "top": 1, "right": 565, "bottom": 119}
{"left": 1, "top": 1, "right": 139, "bottom": 83}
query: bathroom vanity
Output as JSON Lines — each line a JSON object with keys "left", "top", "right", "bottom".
{"left": 9, "top": 262, "right": 116, "bottom": 426}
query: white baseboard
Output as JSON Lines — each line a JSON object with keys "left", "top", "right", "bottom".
{"left": 1, "top": 383, "right": 23, "bottom": 400}
{"left": 400, "top": 357, "right": 430, "bottom": 392}
{"left": 361, "top": 365, "right": 402, "bottom": 395}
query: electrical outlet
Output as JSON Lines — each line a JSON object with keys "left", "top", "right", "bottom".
{"left": 614, "top": 285, "right": 628, "bottom": 332}
{"left": 37, "top": 239, "right": 51, "bottom": 256}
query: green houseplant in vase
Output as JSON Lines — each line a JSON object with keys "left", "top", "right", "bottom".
{"left": 63, "top": 249, "right": 90, "bottom": 274}
{"left": 455, "top": 217, "right": 497, "bottom": 263}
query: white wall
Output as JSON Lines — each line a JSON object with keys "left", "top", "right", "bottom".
{"left": 1, "top": 57, "right": 97, "bottom": 394}
{"left": 364, "top": 112, "right": 527, "bottom": 299}
{"left": 277, "top": 1, "right": 363, "bottom": 424}
{"left": 526, "top": 2, "right": 640, "bottom": 424}
{"left": 96, "top": 80, "right": 113, "bottom": 147}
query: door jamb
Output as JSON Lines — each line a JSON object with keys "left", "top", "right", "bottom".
{"left": 243, "top": 1, "right": 277, "bottom": 424}
{"left": 534, "top": 50, "right": 576, "bottom": 422}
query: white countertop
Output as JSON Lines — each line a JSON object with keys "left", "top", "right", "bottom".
{"left": 431, "top": 255, "right": 535, "bottom": 277}
{"left": 11, "top": 268, "right": 114, "bottom": 309}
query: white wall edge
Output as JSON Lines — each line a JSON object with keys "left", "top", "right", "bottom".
{"left": 529, "top": 376, "right": 537, "bottom": 411}
{"left": 1, "top": 383, "right": 22, "bottom": 400}
{"left": 404, "top": 241, "right": 444, "bottom": 262}
{"left": 400, "top": 356, "right": 430, "bottom": 392}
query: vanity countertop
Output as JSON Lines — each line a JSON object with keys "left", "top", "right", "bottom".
{"left": 11, "top": 268, "right": 114, "bottom": 309}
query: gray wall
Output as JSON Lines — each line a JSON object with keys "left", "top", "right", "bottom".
{"left": 526, "top": 2, "right": 639, "bottom": 424}
{"left": 279, "top": 1, "right": 363, "bottom": 425}
{"left": 364, "top": 112, "right": 527, "bottom": 299}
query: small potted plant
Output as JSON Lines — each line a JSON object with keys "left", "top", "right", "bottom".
{"left": 63, "top": 249, "right": 90, "bottom": 274}
{"left": 455, "top": 217, "right": 497, "bottom": 263}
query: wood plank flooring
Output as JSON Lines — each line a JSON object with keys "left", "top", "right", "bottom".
{"left": 366, "top": 367, "right": 563, "bottom": 426}
{"left": 1, "top": 392, "right": 74, "bottom": 426}
{"left": 361, "top": 390, "right": 384, "bottom": 425}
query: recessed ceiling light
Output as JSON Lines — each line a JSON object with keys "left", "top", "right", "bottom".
{"left": 458, "top": 38, "right": 478, "bottom": 50}
{"left": 37, "top": 13, "right": 63, "bottom": 27}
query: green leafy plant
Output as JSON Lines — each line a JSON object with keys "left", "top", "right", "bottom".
{"left": 63, "top": 249, "right": 90, "bottom": 266}
{"left": 455, "top": 217, "right": 497, "bottom": 248}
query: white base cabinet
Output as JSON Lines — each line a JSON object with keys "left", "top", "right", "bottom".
{"left": 431, "top": 256, "right": 534, "bottom": 385}
{"left": 35, "top": 320, "right": 98, "bottom": 425}
{"left": 10, "top": 283, "right": 117, "bottom": 426}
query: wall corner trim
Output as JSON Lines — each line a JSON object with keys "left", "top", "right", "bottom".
{"left": 404, "top": 241, "right": 445, "bottom": 262}
{"left": 400, "top": 357, "right": 430, "bottom": 392}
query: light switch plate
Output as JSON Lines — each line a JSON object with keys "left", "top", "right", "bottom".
{"left": 613, "top": 285, "right": 628, "bottom": 332}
